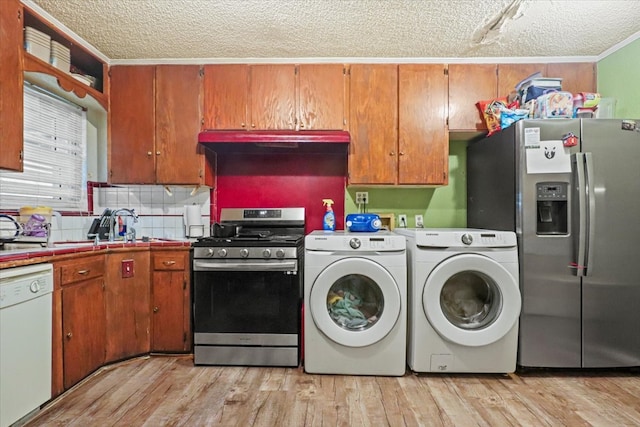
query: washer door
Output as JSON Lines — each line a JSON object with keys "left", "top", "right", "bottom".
{"left": 310, "top": 257, "right": 401, "bottom": 348}
{"left": 423, "top": 253, "right": 520, "bottom": 347}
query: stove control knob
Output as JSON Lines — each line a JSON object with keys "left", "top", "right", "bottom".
{"left": 207, "top": 248, "right": 215, "bottom": 257}
{"left": 240, "top": 248, "right": 249, "bottom": 258}
{"left": 217, "top": 248, "right": 228, "bottom": 257}
{"left": 276, "top": 249, "right": 286, "bottom": 258}
{"left": 262, "top": 249, "right": 271, "bottom": 258}
{"left": 349, "top": 238, "right": 361, "bottom": 249}
{"left": 461, "top": 233, "right": 473, "bottom": 245}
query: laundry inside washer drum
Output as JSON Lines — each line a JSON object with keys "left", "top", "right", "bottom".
{"left": 439, "top": 271, "right": 501, "bottom": 329}
{"left": 326, "top": 274, "right": 384, "bottom": 330}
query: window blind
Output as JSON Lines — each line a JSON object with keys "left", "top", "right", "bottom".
{"left": 0, "top": 84, "right": 87, "bottom": 211}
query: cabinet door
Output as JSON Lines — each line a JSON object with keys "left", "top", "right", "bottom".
{"left": 497, "top": 63, "right": 547, "bottom": 98}
{"left": 110, "top": 65, "right": 155, "bottom": 183}
{"left": 399, "top": 64, "right": 449, "bottom": 185}
{"left": 250, "top": 64, "right": 296, "bottom": 130}
{"left": 298, "top": 64, "right": 346, "bottom": 130}
{"left": 104, "top": 251, "right": 150, "bottom": 362}
{"left": 348, "top": 64, "right": 398, "bottom": 185}
{"left": 448, "top": 64, "right": 497, "bottom": 131}
{"left": 152, "top": 251, "right": 190, "bottom": 352}
{"left": 0, "top": 0, "right": 24, "bottom": 171}
{"left": 203, "top": 64, "right": 249, "bottom": 130}
{"left": 62, "top": 277, "right": 105, "bottom": 389}
{"left": 155, "top": 65, "right": 204, "bottom": 185}
{"left": 547, "top": 62, "right": 596, "bottom": 95}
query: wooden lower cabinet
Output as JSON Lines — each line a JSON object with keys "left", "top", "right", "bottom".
{"left": 57, "top": 255, "right": 106, "bottom": 390}
{"left": 151, "top": 249, "right": 191, "bottom": 352}
{"left": 104, "top": 251, "right": 151, "bottom": 363}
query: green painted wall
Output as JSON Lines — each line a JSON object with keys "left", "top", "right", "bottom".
{"left": 597, "top": 37, "right": 640, "bottom": 118}
{"left": 345, "top": 140, "right": 467, "bottom": 228}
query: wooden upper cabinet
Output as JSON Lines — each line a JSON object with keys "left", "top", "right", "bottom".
{"left": 298, "top": 64, "right": 346, "bottom": 130}
{"left": 497, "top": 63, "right": 546, "bottom": 98}
{"left": 110, "top": 65, "right": 156, "bottom": 183}
{"left": 398, "top": 64, "right": 449, "bottom": 185}
{"left": 155, "top": 65, "right": 204, "bottom": 185}
{"left": 348, "top": 64, "right": 398, "bottom": 185}
{"left": 250, "top": 64, "right": 296, "bottom": 130}
{"left": 202, "top": 64, "right": 249, "bottom": 130}
{"left": 0, "top": 0, "right": 24, "bottom": 171}
{"left": 448, "top": 64, "right": 497, "bottom": 131}
{"left": 202, "top": 63, "right": 346, "bottom": 131}
{"left": 546, "top": 62, "right": 596, "bottom": 95}
{"left": 110, "top": 65, "right": 206, "bottom": 185}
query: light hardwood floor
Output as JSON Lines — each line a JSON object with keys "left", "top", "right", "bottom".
{"left": 26, "top": 355, "right": 640, "bottom": 426}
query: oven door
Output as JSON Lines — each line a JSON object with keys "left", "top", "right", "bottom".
{"left": 192, "top": 258, "right": 301, "bottom": 347}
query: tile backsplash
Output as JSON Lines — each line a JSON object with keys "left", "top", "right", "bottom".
{"left": 50, "top": 185, "right": 210, "bottom": 242}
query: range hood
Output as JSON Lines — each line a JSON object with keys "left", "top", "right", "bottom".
{"left": 198, "top": 130, "right": 350, "bottom": 153}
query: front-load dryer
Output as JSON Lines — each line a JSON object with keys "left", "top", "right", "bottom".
{"left": 304, "top": 230, "right": 406, "bottom": 376}
{"left": 394, "top": 228, "right": 520, "bottom": 373}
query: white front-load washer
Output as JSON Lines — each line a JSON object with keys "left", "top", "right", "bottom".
{"left": 304, "top": 230, "right": 406, "bottom": 376}
{"left": 394, "top": 228, "right": 520, "bottom": 373}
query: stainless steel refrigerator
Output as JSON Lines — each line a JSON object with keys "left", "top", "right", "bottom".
{"left": 467, "top": 118, "right": 640, "bottom": 368}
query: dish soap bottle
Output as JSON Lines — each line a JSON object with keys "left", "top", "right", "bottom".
{"left": 322, "top": 199, "right": 335, "bottom": 231}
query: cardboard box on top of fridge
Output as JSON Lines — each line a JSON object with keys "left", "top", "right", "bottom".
{"left": 534, "top": 91, "right": 573, "bottom": 119}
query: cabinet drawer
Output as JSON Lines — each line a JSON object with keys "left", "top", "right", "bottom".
{"left": 153, "top": 253, "right": 186, "bottom": 271}
{"left": 60, "top": 256, "right": 105, "bottom": 286}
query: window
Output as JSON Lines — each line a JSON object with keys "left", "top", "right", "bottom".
{"left": 0, "top": 84, "right": 87, "bottom": 211}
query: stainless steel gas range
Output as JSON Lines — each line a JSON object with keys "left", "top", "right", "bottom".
{"left": 191, "top": 207, "right": 305, "bottom": 367}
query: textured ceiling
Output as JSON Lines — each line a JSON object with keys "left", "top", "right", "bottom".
{"left": 28, "top": 0, "right": 640, "bottom": 62}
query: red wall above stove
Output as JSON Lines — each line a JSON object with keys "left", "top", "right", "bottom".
{"left": 214, "top": 152, "right": 346, "bottom": 234}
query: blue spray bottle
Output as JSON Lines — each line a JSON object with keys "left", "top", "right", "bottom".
{"left": 322, "top": 199, "right": 335, "bottom": 231}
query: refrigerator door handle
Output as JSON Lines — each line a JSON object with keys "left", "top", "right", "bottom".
{"left": 574, "top": 153, "right": 588, "bottom": 276}
{"left": 584, "top": 152, "right": 595, "bottom": 276}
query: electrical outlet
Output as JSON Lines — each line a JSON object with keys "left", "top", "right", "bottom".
{"left": 121, "top": 259, "right": 134, "bottom": 278}
{"left": 415, "top": 215, "right": 424, "bottom": 228}
{"left": 355, "top": 191, "right": 369, "bottom": 204}
{"left": 398, "top": 214, "right": 407, "bottom": 227}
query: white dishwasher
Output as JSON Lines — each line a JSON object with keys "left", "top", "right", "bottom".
{"left": 0, "top": 263, "right": 53, "bottom": 427}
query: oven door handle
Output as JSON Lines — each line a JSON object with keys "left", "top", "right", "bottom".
{"left": 193, "top": 260, "right": 298, "bottom": 272}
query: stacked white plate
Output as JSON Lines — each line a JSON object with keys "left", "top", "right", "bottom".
{"left": 24, "top": 26, "right": 51, "bottom": 63}
{"left": 50, "top": 40, "right": 71, "bottom": 73}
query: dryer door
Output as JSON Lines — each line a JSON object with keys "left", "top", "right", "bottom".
{"left": 309, "top": 257, "right": 401, "bottom": 347}
{"left": 423, "top": 253, "right": 520, "bottom": 347}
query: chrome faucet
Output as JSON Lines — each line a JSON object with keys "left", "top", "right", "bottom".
{"left": 108, "top": 208, "right": 139, "bottom": 242}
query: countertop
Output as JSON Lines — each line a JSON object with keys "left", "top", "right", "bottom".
{"left": 0, "top": 239, "right": 191, "bottom": 269}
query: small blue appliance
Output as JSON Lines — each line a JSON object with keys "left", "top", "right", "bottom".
{"left": 345, "top": 213, "right": 382, "bottom": 232}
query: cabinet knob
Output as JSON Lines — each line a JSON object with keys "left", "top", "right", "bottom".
{"left": 251, "top": 123, "right": 255, "bottom": 128}
{"left": 153, "top": 306, "right": 159, "bottom": 313}
{"left": 156, "top": 151, "right": 161, "bottom": 156}
{"left": 66, "top": 332, "right": 73, "bottom": 339}
{"left": 399, "top": 151, "right": 405, "bottom": 156}
{"left": 389, "top": 151, "right": 395, "bottom": 156}
{"left": 147, "top": 151, "right": 152, "bottom": 156}
{"left": 300, "top": 122, "right": 305, "bottom": 129}
{"left": 241, "top": 123, "right": 246, "bottom": 128}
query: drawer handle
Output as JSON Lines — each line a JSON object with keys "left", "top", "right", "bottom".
{"left": 162, "top": 261, "right": 176, "bottom": 266}
{"left": 77, "top": 269, "right": 90, "bottom": 275}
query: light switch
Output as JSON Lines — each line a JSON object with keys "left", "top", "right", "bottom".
{"left": 121, "top": 259, "right": 134, "bottom": 278}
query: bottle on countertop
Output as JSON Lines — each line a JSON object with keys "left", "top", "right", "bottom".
{"left": 322, "top": 199, "right": 335, "bottom": 231}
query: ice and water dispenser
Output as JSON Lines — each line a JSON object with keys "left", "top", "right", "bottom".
{"left": 536, "top": 182, "right": 568, "bottom": 235}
